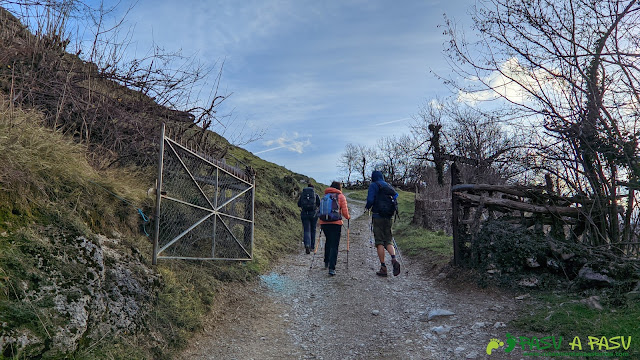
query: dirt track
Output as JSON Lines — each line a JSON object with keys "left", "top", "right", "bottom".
{"left": 181, "top": 198, "right": 524, "bottom": 359}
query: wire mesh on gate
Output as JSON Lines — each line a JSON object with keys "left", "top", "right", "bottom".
{"left": 153, "top": 125, "right": 255, "bottom": 262}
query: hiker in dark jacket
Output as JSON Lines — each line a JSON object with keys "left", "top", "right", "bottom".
{"left": 298, "top": 183, "right": 321, "bottom": 254}
{"left": 319, "top": 181, "right": 350, "bottom": 276}
{"left": 365, "top": 170, "right": 401, "bottom": 276}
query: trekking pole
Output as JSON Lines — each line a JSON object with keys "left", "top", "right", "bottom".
{"left": 346, "top": 219, "right": 350, "bottom": 270}
{"left": 310, "top": 228, "right": 323, "bottom": 269}
{"left": 392, "top": 236, "right": 408, "bottom": 275}
{"left": 369, "top": 215, "right": 374, "bottom": 248}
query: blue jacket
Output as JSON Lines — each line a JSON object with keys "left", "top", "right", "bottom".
{"left": 365, "top": 171, "right": 398, "bottom": 218}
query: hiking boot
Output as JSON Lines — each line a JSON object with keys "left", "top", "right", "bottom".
{"left": 376, "top": 265, "right": 388, "bottom": 277}
{"left": 305, "top": 246, "right": 310, "bottom": 254}
{"left": 328, "top": 269, "right": 336, "bottom": 276}
{"left": 392, "top": 259, "right": 401, "bottom": 276}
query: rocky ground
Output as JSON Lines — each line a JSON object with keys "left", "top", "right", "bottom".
{"left": 182, "top": 198, "right": 529, "bottom": 360}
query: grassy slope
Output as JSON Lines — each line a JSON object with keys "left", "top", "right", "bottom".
{"left": 0, "top": 102, "right": 313, "bottom": 358}
{"left": 0, "top": 104, "right": 154, "bottom": 359}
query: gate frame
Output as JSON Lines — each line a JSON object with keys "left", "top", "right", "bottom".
{"left": 152, "top": 123, "right": 255, "bottom": 264}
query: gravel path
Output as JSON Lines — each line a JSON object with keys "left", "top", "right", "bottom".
{"left": 182, "top": 198, "right": 524, "bottom": 360}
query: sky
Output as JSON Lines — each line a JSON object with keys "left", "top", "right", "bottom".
{"left": 82, "top": 0, "right": 475, "bottom": 184}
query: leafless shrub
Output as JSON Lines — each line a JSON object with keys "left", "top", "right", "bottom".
{"left": 0, "top": 1, "right": 255, "bottom": 169}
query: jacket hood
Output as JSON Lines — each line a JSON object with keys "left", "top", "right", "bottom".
{"left": 324, "top": 187, "right": 342, "bottom": 194}
{"left": 371, "top": 171, "right": 384, "bottom": 182}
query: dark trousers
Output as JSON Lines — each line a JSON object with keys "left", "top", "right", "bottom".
{"left": 321, "top": 224, "right": 342, "bottom": 270}
{"left": 301, "top": 213, "right": 318, "bottom": 249}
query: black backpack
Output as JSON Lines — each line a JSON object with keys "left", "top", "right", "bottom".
{"left": 299, "top": 187, "right": 316, "bottom": 212}
{"left": 373, "top": 181, "right": 398, "bottom": 218}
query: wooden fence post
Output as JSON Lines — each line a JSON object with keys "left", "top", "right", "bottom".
{"left": 451, "top": 162, "right": 461, "bottom": 266}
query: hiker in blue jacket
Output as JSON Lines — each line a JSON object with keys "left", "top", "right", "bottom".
{"left": 365, "top": 170, "right": 401, "bottom": 276}
{"left": 298, "top": 183, "right": 321, "bottom": 254}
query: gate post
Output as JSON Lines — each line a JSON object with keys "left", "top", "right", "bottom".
{"left": 152, "top": 123, "right": 165, "bottom": 265}
{"left": 250, "top": 173, "right": 255, "bottom": 259}
{"left": 451, "top": 162, "right": 461, "bottom": 266}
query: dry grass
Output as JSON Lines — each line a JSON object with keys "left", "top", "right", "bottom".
{"left": 0, "top": 96, "right": 152, "bottom": 235}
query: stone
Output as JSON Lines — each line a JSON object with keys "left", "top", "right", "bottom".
{"left": 515, "top": 294, "right": 530, "bottom": 300}
{"left": 580, "top": 295, "right": 603, "bottom": 310}
{"left": 577, "top": 266, "right": 614, "bottom": 287}
{"left": 372, "top": 310, "right": 380, "bottom": 316}
{"left": 471, "top": 322, "right": 485, "bottom": 330}
{"left": 494, "top": 322, "right": 506, "bottom": 328}
{"left": 546, "top": 258, "right": 561, "bottom": 271}
{"left": 427, "top": 309, "right": 455, "bottom": 321}
{"left": 431, "top": 325, "right": 451, "bottom": 335}
{"left": 518, "top": 277, "right": 540, "bottom": 287}
{"left": 526, "top": 257, "right": 541, "bottom": 268}
{"left": 422, "top": 332, "right": 437, "bottom": 341}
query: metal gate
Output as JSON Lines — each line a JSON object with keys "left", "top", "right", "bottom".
{"left": 152, "top": 123, "right": 255, "bottom": 263}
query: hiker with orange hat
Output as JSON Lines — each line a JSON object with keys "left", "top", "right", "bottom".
{"left": 318, "top": 181, "right": 350, "bottom": 276}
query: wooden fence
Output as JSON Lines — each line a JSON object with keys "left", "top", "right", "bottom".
{"left": 449, "top": 163, "right": 639, "bottom": 266}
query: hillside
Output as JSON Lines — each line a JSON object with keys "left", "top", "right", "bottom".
{"left": 0, "top": 7, "right": 318, "bottom": 359}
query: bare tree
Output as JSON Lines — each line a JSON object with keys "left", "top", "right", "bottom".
{"left": 372, "top": 134, "right": 418, "bottom": 186}
{"left": 446, "top": 103, "right": 525, "bottom": 183}
{"left": 411, "top": 100, "right": 446, "bottom": 184}
{"left": 410, "top": 99, "right": 445, "bottom": 152}
{"left": 338, "top": 143, "right": 358, "bottom": 184}
{"left": 411, "top": 99, "right": 525, "bottom": 184}
{"left": 355, "top": 144, "right": 374, "bottom": 184}
{"left": 443, "top": 0, "right": 640, "bottom": 246}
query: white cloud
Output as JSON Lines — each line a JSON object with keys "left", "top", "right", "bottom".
{"left": 457, "top": 57, "right": 563, "bottom": 106}
{"left": 373, "top": 117, "right": 411, "bottom": 126}
{"left": 255, "top": 132, "right": 311, "bottom": 154}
